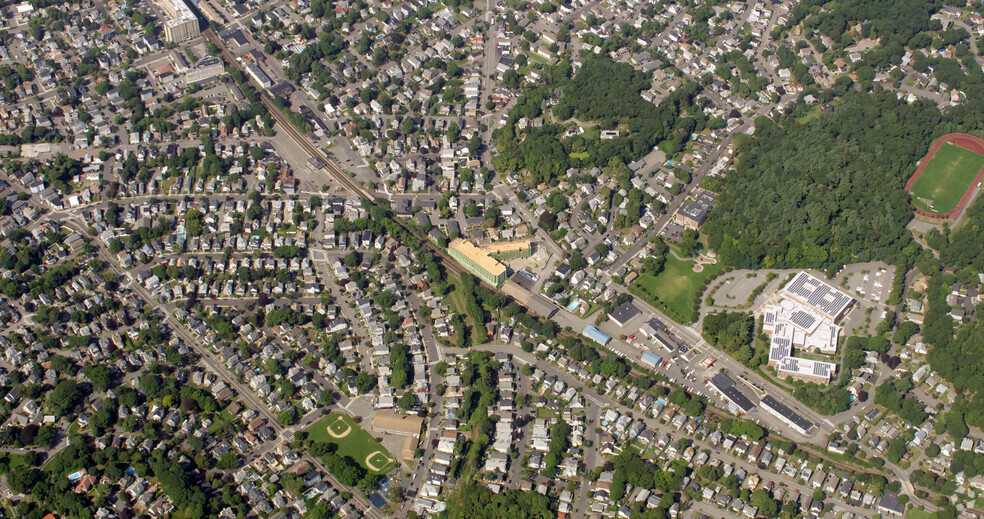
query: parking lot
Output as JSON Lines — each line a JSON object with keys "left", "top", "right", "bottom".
{"left": 706, "top": 271, "right": 779, "bottom": 310}
{"left": 659, "top": 221, "right": 685, "bottom": 242}
{"left": 834, "top": 263, "right": 894, "bottom": 305}
{"left": 830, "top": 262, "right": 895, "bottom": 336}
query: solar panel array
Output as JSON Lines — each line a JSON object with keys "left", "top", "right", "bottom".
{"left": 783, "top": 272, "right": 854, "bottom": 320}
{"left": 763, "top": 310, "right": 777, "bottom": 326}
{"left": 778, "top": 357, "right": 836, "bottom": 379}
{"left": 769, "top": 336, "right": 791, "bottom": 363}
{"left": 788, "top": 310, "right": 818, "bottom": 331}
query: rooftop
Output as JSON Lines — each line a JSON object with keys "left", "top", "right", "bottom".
{"left": 610, "top": 301, "right": 641, "bottom": 325}
{"left": 780, "top": 272, "right": 854, "bottom": 321}
{"left": 760, "top": 395, "right": 814, "bottom": 433}
{"left": 448, "top": 238, "right": 506, "bottom": 277}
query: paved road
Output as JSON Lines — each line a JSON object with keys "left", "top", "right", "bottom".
{"left": 61, "top": 213, "right": 386, "bottom": 518}
{"left": 444, "top": 344, "right": 878, "bottom": 518}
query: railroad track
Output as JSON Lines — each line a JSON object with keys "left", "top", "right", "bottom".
{"left": 203, "top": 29, "right": 475, "bottom": 286}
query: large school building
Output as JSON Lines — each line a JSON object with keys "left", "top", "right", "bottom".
{"left": 763, "top": 272, "right": 854, "bottom": 385}
{"left": 447, "top": 238, "right": 531, "bottom": 286}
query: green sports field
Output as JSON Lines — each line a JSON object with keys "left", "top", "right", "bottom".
{"left": 306, "top": 413, "right": 397, "bottom": 474}
{"left": 632, "top": 256, "right": 724, "bottom": 324}
{"left": 909, "top": 142, "right": 984, "bottom": 214}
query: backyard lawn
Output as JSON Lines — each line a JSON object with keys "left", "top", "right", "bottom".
{"left": 306, "top": 413, "right": 397, "bottom": 474}
{"left": 632, "top": 255, "right": 725, "bottom": 323}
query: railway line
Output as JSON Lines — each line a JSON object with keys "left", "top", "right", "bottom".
{"left": 201, "top": 29, "right": 477, "bottom": 284}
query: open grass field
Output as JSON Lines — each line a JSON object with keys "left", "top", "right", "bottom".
{"left": 633, "top": 256, "right": 725, "bottom": 323}
{"left": 909, "top": 142, "right": 984, "bottom": 214}
{"left": 905, "top": 508, "right": 939, "bottom": 519}
{"left": 306, "top": 413, "right": 397, "bottom": 474}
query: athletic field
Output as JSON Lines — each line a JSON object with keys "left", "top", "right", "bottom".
{"left": 909, "top": 142, "right": 984, "bottom": 214}
{"left": 305, "top": 413, "right": 397, "bottom": 474}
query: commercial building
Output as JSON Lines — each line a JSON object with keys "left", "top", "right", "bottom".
{"left": 244, "top": 62, "right": 273, "bottom": 89}
{"left": 637, "top": 317, "right": 665, "bottom": 338}
{"left": 582, "top": 325, "right": 611, "bottom": 346}
{"left": 447, "top": 238, "right": 530, "bottom": 286}
{"left": 183, "top": 57, "right": 224, "bottom": 86}
{"left": 610, "top": 301, "right": 641, "bottom": 327}
{"left": 759, "top": 395, "right": 814, "bottom": 435}
{"left": 710, "top": 373, "right": 755, "bottom": 414}
{"left": 640, "top": 351, "right": 662, "bottom": 370}
{"left": 153, "top": 0, "right": 200, "bottom": 43}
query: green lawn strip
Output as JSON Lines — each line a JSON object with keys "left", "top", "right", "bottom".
{"left": 305, "top": 413, "right": 396, "bottom": 474}
{"left": 910, "top": 142, "right": 984, "bottom": 213}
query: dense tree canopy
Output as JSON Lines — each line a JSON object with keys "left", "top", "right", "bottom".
{"left": 788, "top": 0, "right": 941, "bottom": 69}
{"left": 493, "top": 57, "right": 704, "bottom": 184}
{"left": 448, "top": 483, "right": 553, "bottom": 519}
{"left": 705, "top": 89, "right": 938, "bottom": 270}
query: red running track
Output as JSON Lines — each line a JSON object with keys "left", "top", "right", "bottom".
{"left": 904, "top": 133, "right": 984, "bottom": 220}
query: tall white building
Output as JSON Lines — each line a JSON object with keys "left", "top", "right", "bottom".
{"left": 154, "top": 0, "right": 200, "bottom": 43}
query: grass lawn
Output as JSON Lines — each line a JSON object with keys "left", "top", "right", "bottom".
{"left": 447, "top": 277, "right": 484, "bottom": 344}
{"left": 633, "top": 256, "right": 725, "bottom": 323}
{"left": 207, "top": 408, "right": 236, "bottom": 434}
{"left": 795, "top": 106, "right": 823, "bottom": 125}
{"left": 906, "top": 509, "right": 939, "bottom": 519}
{"left": 306, "top": 413, "right": 397, "bottom": 474}
{"left": 569, "top": 151, "right": 590, "bottom": 160}
{"left": 4, "top": 453, "right": 29, "bottom": 470}
{"left": 583, "top": 303, "right": 603, "bottom": 319}
{"left": 910, "top": 141, "right": 984, "bottom": 214}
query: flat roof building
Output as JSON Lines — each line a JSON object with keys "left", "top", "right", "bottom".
{"left": 780, "top": 272, "right": 854, "bottom": 321}
{"left": 153, "top": 0, "right": 200, "bottom": 43}
{"left": 244, "top": 62, "right": 273, "bottom": 89}
{"left": 447, "top": 238, "right": 531, "bottom": 286}
{"left": 641, "top": 351, "right": 662, "bottom": 370}
{"left": 762, "top": 272, "right": 851, "bottom": 385}
{"left": 371, "top": 413, "right": 425, "bottom": 438}
{"left": 760, "top": 395, "right": 814, "bottom": 435}
{"left": 610, "top": 301, "right": 641, "bottom": 327}
{"left": 776, "top": 356, "right": 836, "bottom": 385}
{"left": 674, "top": 190, "right": 715, "bottom": 229}
{"left": 710, "top": 373, "right": 756, "bottom": 414}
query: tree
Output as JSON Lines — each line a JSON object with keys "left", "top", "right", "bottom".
{"left": 184, "top": 208, "right": 203, "bottom": 237}
{"left": 84, "top": 364, "right": 114, "bottom": 392}
{"left": 886, "top": 438, "right": 907, "bottom": 464}
{"left": 751, "top": 489, "right": 778, "bottom": 517}
{"left": 46, "top": 380, "right": 83, "bottom": 417}
{"left": 278, "top": 408, "right": 297, "bottom": 426}
{"left": 398, "top": 391, "right": 416, "bottom": 410}
{"left": 569, "top": 251, "right": 585, "bottom": 271}
{"left": 355, "top": 372, "right": 375, "bottom": 394}
{"left": 216, "top": 452, "right": 240, "bottom": 470}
